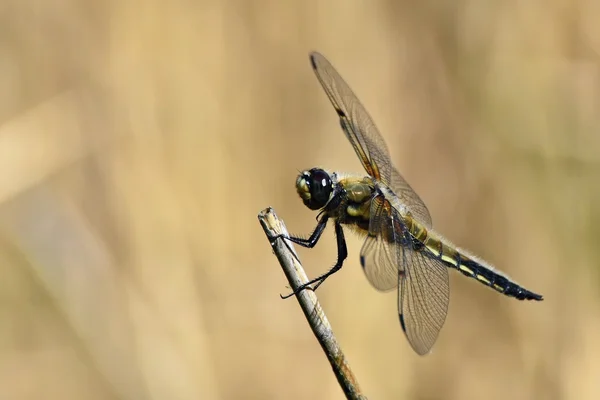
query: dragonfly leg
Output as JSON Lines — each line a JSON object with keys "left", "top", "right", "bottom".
{"left": 281, "top": 221, "right": 348, "bottom": 299}
{"left": 272, "top": 214, "right": 329, "bottom": 248}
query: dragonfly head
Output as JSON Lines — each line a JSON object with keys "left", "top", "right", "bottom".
{"left": 296, "top": 168, "right": 333, "bottom": 210}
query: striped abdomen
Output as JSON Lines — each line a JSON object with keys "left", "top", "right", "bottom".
{"left": 407, "top": 219, "right": 543, "bottom": 301}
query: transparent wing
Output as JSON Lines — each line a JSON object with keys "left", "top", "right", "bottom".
{"left": 360, "top": 195, "right": 449, "bottom": 355}
{"left": 310, "top": 51, "right": 392, "bottom": 182}
{"left": 360, "top": 196, "right": 402, "bottom": 291}
{"left": 398, "top": 238, "right": 450, "bottom": 355}
{"left": 390, "top": 167, "right": 432, "bottom": 228}
{"left": 310, "top": 52, "right": 432, "bottom": 227}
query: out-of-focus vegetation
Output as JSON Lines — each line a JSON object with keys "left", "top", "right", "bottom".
{"left": 0, "top": 1, "right": 598, "bottom": 399}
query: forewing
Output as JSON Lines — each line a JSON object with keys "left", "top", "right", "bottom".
{"left": 310, "top": 52, "right": 433, "bottom": 227}
{"left": 398, "top": 240, "right": 450, "bottom": 355}
{"left": 310, "top": 52, "right": 392, "bottom": 183}
{"left": 360, "top": 196, "right": 402, "bottom": 291}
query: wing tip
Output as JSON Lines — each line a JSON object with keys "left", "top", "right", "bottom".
{"left": 399, "top": 313, "right": 407, "bottom": 333}
{"left": 309, "top": 52, "right": 319, "bottom": 70}
{"left": 399, "top": 313, "right": 433, "bottom": 356}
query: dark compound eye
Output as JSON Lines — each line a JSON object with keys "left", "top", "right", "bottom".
{"left": 307, "top": 168, "right": 332, "bottom": 210}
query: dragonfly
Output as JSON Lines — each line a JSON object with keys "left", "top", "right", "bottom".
{"left": 279, "top": 51, "right": 543, "bottom": 355}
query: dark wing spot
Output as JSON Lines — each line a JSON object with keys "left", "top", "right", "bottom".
{"left": 335, "top": 108, "right": 346, "bottom": 118}
{"left": 399, "top": 313, "right": 407, "bottom": 333}
{"left": 310, "top": 53, "right": 318, "bottom": 70}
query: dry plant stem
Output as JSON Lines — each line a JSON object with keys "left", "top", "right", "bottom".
{"left": 258, "top": 207, "right": 367, "bottom": 400}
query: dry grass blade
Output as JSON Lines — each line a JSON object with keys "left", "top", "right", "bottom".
{"left": 257, "top": 207, "right": 368, "bottom": 400}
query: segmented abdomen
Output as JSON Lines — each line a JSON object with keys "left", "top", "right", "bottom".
{"left": 407, "top": 218, "right": 542, "bottom": 301}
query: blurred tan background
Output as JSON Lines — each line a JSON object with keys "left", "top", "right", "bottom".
{"left": 0, "top": 0, "right": 598, "bottom": 399}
